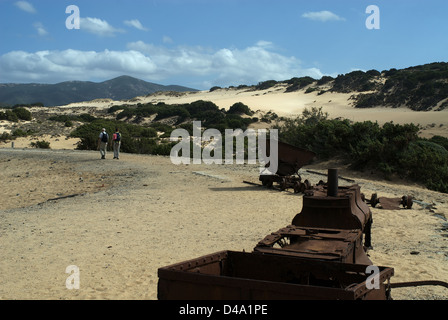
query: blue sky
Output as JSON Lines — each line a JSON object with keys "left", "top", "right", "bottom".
{"left": 1, "top": 0, "right": 448, "bottom": 90}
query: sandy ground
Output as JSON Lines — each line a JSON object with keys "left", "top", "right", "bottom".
{"left": 0, "top": 147, "right": 447, "bottom": 300}
{"left": 1, "top": 88, "right": 448, "bottom": 300}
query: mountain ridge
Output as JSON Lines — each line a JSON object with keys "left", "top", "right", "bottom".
{"left": 0, "top": 76, "right": 198, "bottom": 107}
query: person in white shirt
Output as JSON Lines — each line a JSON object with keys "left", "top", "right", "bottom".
{"left": 98, "top": 128, "right": 109, "bottom": 159}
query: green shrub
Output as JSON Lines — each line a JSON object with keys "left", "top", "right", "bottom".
{"left": 227, "top": 102, "right": 253, "bottom": 116}
{"left": 428, "top": 135, "right": 448, "bottom": 151}
{"left": 30, "top": 140, "right": 50, "bottom": 149}
{"left": 278, "top": 108, "right": 447, "bottom": 193}
{"left": 285, "top": 76, "right": 316, "bottom": 92}
{"left": 49, "top": 113, "right": 96, "bottom": 123}
{"left": 399, "top": 140, "right": 448, "bottom": 192}
{"left": 0, "top": 132, "right": 12, "bottom": 141}
{"left": 12, "top": 107, "right": 32, "bottom": 121}
{"left": 317, "top": 76, "right": 334, "bottom": 86}
{"left": 255, "top": 80, "right": 278, "bottom": 90}
{"left": 0, "top": 110, "right": 18, "bottom": 122}
{"left": 12, "top": 129, "right": 28, "bottom": 137}
{"left": 71, "top": 119, "right": 159, "bottom": 153}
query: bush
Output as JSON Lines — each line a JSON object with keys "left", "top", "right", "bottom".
{"left": 255, "top": 80, "right": 278, "bottom": 90}
{"left": 227, "top": 102, "right": 253, "bottom": 116}
{"left": 71, "top": 119, "right": 162, "bottom": 154}
{"left": 209, "top": 86, "right": 221, "bottom": 92}
{"left": 0, "top": 132, "right": 12, "bottom": 141}
{"left": 278, "top": 108, "right": 447, "bottom": 193}
{"left": 12, "top": 107, "right": 32, "bottom": 121}
{"left": 49, "top": 113, "right": 96, "bottom": 123}
{"left": 428, "top": 135, "right": 448, "bottom": 151}
{"left": 399, "top": 140, "right": 448, "bottom": 192}
{"left": 0, "top": 110, "right": 18, "bottom": 122}
{"left": 30, "top": 140, "right": 51, "bottom": 149}
{"left": 317, "top": 76, "right": 334, "bottom": 86}
{"left": 285, "top": 76, "right": 316, "bottom": 92}
{"left": 12, "top": 129, "right": 28, "bottom": 137}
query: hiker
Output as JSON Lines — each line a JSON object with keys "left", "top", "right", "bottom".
{"left": 98, "top": 128, "right": 109, "bottom": 159}
{"left": 112, "top": 128, "right": 121, "bottom": 160}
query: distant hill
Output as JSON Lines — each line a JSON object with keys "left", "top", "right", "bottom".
{"left": 250, "top": 62, "right": 448, "bottom": 111}
{"left": 0, "top": 76, "right": 198, "bottom": 107}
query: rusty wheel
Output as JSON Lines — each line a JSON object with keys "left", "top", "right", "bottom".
{"left": 293, "top": 182, "right": 301, "bottom": 193}
{"left": 406, "top": 196, "right": 413, "bottom": 209}
{"left": 279, "top": 178, "right": 287, "bottom": 191}
{"left": 401, "top": 196, "right": 413, "bottom": 209}
{"left": 304, "top": 179, "right": 311, "bottom": 190}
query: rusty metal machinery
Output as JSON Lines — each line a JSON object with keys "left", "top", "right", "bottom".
{"left": 255, "top": 168, "right": 373, "bottom": 266}
{"left": 259, "top": 140, "right": 316, "bottom": 193}
{"left": 158, "top": 250, "right": 394, "bottom": 300}
{"left": 158, "top": 150, "right": 448, "bottom": 300}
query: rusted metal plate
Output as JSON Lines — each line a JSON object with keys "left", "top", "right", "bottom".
{"left": 377, "top": 196, "right": 413, "bottom": 210}
{"left": 254, "top": 225, "right": 372, "bottom": 265}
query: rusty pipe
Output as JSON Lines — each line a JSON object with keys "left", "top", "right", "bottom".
{"left": 390, "top": 280, "right": 448, "bottom": 289}
{"left": 327, "top": 169, "right": 338, "bottom": 197}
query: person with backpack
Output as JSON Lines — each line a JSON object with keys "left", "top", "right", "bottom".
{"left": 98, "top": 128, "right": 109, "bottom": 159}
{"left": 112, "top": 128, "right": 121, "bottom": 160}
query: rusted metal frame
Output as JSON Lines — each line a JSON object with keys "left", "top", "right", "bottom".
{"left": 158, "top": 251, "right": 359, "bottom": 300}
{"left": 257, "top": 226, "right": 361, "bottom": 246}
{"left": 159, "top": 269, "right": 359, "bottom": 300}
{"left": 253, "top": 247, "right": 348, "bottom": 260}
{"left": 228, "top": 251, "right": 370, "bottom": 284}
{"left": 158, "top": 250, "right": 394, "bottom": 300}
{"left": 159, "top": 251, "right": 228, "bottom": 272}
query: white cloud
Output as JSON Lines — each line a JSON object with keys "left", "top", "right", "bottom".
{"left": 0, "top": 49, "right": 157, "bottom": 83}
{"left": 80, "top": 17, "right": 125, "bottom": 37}
{"left": 0, "top": 42, "right": 325, "bottom": 88}
{"left": 14, "top": 1, "right": 36, "bottom": 14}
{"left": 163, "top": 36, "right": 173, "bottom": 44}
{"left": 255, "top": 40, "right": 274, "bottom": 49}
{"left": 124, "top": 19, "right": 149, "bottom": 31}
{"left": 33, "top": 22, "right": 48, "bottom": 36}
{"left": 302, "top": 11, "right": 345, "bottom": 22}
{"left": 126, "top": 41, "right": 322, "bottom": 87}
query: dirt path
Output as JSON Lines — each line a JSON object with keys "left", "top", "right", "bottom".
{"left": 0, "top": 148, "right": 447, "bottom": 300}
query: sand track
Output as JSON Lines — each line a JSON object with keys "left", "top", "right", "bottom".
{"left": 0, "top": 148, "right": 447, "bottom": 300}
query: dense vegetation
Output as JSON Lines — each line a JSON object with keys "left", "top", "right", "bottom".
{"left": 109, "top": 100, "right": 257, "bottom": 132}
{"left": 0, "top": 107, "right": 32, "bottom": 122}
{"left": 276, "top": 107, "right": 448, "bottom": 193}
{"left": 71, "top": 100, "right": 258, "bottom": 156}
{"left": 69, "top": 119, "right": 171, "bottom": 155}
{"left": 353, "top": 63, "right": 448, "bottom": 110}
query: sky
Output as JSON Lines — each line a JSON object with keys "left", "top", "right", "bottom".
{"left": 1, "top": 0, "right": 448, "bottom": 90}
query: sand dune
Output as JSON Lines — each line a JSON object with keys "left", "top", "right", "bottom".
{"left": 51, "top": 85, "right": 448, "bottom": 139}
